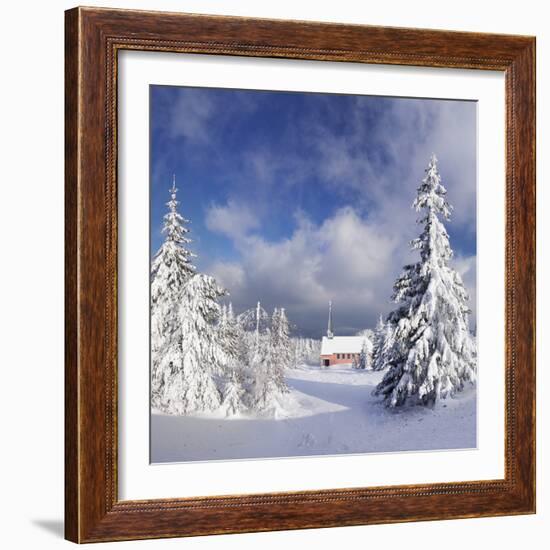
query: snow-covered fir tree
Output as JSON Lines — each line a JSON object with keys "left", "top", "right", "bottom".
{"left": 351, "top": 339, "right": 372, "bottom": 370}
{"left": 271, "top": 308, "right": 293, "bottom": 372}
{"left": 221, "top": 369, "right": 246, "bottom": 416}
{"left": 155, "top": 274, "right": 232, "bottom": 414}
{"left": 218, "top": 303, "right": 240, "bottom": 360}
{"left": 151, "top": 177, "right": 196, "bottom": 406}
{"left": 371, "top": 316, "right": 385, "bottom": 361}
{"left": 374, "top": 154, "right": 476, "bottom": 407}
{"left": 236, "top": 301, "right": 270, "bottom": 369}
{"left": 359, "top": 340, "right": 371, "bottom": 370}
{"left": 371, "top": 316, "right": 395, "bottom": 372}
{"left": 237, "top": 302, "right": 270, "bottom": 335}
{"left": 293, "top": 337, "right": 321, "bottom": 366}
{"left": 228, "top": 303, "right": 251, "bottom": 368}
{"left": 354, "top": 330, "right": 374, "bottom": 368}
{"left": 219, "top": 302, "right": 249, "bottom": 414}
{"left": 245, "top": 308, "right": 291, "bottom": 411}
{"left": 252, "top": 327, "right": 289, "bottom": 410}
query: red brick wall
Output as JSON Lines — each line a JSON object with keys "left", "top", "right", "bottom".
{"left": 320, "top": 353, "right": 359, "bottom": 366}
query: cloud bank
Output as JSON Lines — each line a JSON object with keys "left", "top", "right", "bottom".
{"left": 151, "top": 87, "right": 477, "bottom": 337}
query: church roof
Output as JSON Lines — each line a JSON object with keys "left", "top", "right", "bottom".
{"left": 320, "top": 336, "right": 370, "bottom": 355}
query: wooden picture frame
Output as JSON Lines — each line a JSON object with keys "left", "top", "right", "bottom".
{"left": 65, "top": 6, "right": 536, "bottom": 543}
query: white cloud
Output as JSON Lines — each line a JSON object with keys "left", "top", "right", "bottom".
{"left": 206, "top": 200, "right": 477, "bottom": 337}
{"left": 208, "top": 261, "right": 246, "bottom": 292}
{"left": 205, "top": 199, "right": 260, "bottom": 240}
{"left": 207, "top": 207, "right": 403, "bottom": 337}
{"left": 303, "top": 96, "right": 477, "bottom": 235}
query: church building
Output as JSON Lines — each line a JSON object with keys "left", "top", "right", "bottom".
{"left": 319, "top": 301, "right": 366, "bottom": 367}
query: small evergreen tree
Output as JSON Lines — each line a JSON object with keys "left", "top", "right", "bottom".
{"left": 372, "top": 317, "right": 394, "bottom": 372}
{"left": 271, "top": 308, "right": 293, "bottom": 372}
{"left": 293, "top": 337, "right": 322, "bottom": 366}
{"left": 374, "top": 154, "right": 476, "bottom": 407}
{"left": 236, "top": 301, "right": 269, "bottom": 370}
{"left": 227, "top": 303, "right": 250, "bottom": 368}
{"left": 236, "top": 302, "right": 269, "bottom": 334}
{"left": 352, "top": 339, "right": 371, "bottom": 370}
{"left": 219, "top": 302, "right": 250, "bottom": 414}
{"left": 249, "top": 311, "right": 291, "bottom": 411}
{"left": 253, "top": 328, "right": 289, "bottom": 410}
{"left": 221, "top": 369, "right": 246, "bottom": 416}
{"left": 218, "top": 303, "right": 239, "bottom": 359}
{"left": 359, "top": 340, "right": 370, "bottom": 370}
{"left": 371, "top": 316, "right": 385, "bottom": 363}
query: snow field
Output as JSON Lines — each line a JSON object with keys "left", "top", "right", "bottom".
{"left": 152, "top": 364, "right": 476, "bottom": 462}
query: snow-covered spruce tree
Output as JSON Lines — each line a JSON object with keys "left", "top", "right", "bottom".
{"left": 221, "top": 369, "right": 246, "bottom": 416}
{"left": 359, "top": 340, "right": 371, "bottom": 370}
{"left": 237, "top": 301, "right": 270, "bottom": 368}
{"left": 151, "top": 177, "right": 196, "bottom": 407}
{"left": 218, "top": 303, "right": 238, "bottom": 358}
{"left": 371, "top": 316, "right": 395, "bottom": 372}
{"left": 226, "top": 302, "right": 249, "bottom": 366}
{"left": 219, "top": 302, "right": 250, "bottom": 414}
{"left": 374, "top": 154, "right": 476, "bottom": 407}
{"left": 252, "top": 328, "right": 289, "bottom": 411}
{"left": 271, "top": 308, "right": 293, "bottom": 372}
{"left": 237, "top": 301, "right": 269, "bottom": 336}
{"left": 352, "top": 339, "right": 371, "bottom": 370}
{"left": 371, "top": 316, "right": 385, "bottom": 363}
{"left": 293, "top": 337, "right": 322, "bottom": 366}
{"left": 248, "top": 310, "right": 291, "bottom": 411}
{"left": 156, "top": 274, "right": 231, "bottom": 414}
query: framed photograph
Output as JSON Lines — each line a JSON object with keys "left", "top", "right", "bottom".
{"left": 65, "top": 7, "right": 536, "bottom": 543}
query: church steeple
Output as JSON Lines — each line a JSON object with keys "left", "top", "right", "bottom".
{"left": 327, "top": 300, "right": 334, "bottom": 339}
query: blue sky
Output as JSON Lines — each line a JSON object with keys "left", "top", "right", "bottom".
{"left": 151, "top": 85, "right": 477, "bottom": 337}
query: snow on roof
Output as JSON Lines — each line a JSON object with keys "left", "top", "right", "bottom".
{"left": 320, "top": 336, "right": 370, "bottom": 355}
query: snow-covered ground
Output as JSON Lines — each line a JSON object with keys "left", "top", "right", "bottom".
{"left": 151, "top": 363, "right": 476, "bottom": 463}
